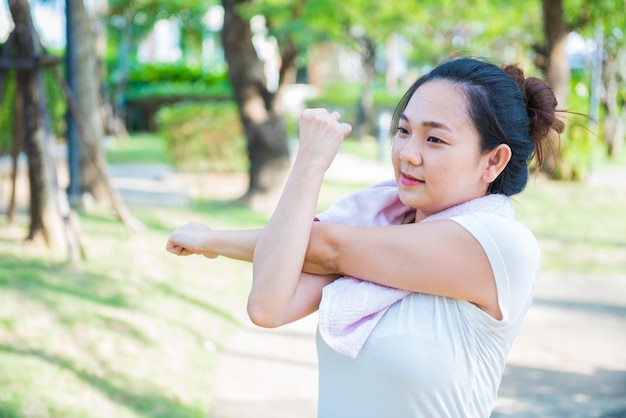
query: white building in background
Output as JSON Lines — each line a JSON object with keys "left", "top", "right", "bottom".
{"left": 0, "top": 11, "right": 12, "bottom": 43}
{"left": 202, "top": 5, "right": 225, "bottom": 70}
{"left": 0, "top": 0, "right": 64, "bottom": 47}
{"left": 137, "top": 18, "right": 182, "bottom": 63}
{"left": 135, "top": 5, "right": 281, "bottom": 94}
{"left": 250, "top": 14, "right": 280, "bottom": 92}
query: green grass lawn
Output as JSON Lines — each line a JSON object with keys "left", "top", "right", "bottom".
{"left": 0, "top": 134, "right": 624, "bottom": 417}
{"left": 104, "top": 133, "right": 172, "bottom": 165}
{"left": 514, "top": 176, "right": 626, "bottom": 275}
{"left": 0, "top": 203, "right": 260, "bottom": 418}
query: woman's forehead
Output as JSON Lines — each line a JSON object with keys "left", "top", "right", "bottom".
{"left": 404, "top": 80, "right": 471, "bottom": 128}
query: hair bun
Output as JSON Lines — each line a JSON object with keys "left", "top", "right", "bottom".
{"left": 502, "top": 64, "right": 525, "bottom": 91}
{"left": 502, "top": 64, "right": 565, "bottom": 165}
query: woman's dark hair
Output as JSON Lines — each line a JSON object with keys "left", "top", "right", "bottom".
{"left": 391, "top": 57, "right": 565, "bottom": 196}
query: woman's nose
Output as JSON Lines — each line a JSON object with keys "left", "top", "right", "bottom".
{"left": 399, "top": 137, "right": 423, "bottom": 165}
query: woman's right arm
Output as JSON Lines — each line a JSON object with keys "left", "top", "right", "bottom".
{"left": 166, "top": 220, "right": 338, "bottom": 276}
{"left": 166, "top": 221, "right": 339, "bottom": 325}
{"left": 166, "top": 221, "right": 261, "bottom": 261}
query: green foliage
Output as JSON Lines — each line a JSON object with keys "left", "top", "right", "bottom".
{"left": 0, "top": 68, "right": 66, "bottom": 156}
{"left": 241, "top": 0, "right": 437, "bottom": 70}
{"left": 124, "top": 80, "right": 232, "bottom": 100}
{"left": 44, "top": 67, "right": 67, "bottom": 138}
{"left": 554, "top": 69, "right": 597, "bottom": 180}
{"left": 0, "top": 70, "right": 15, "bottom": 155}
{"left": 156, "top": 102, "right": 248, "bottom": 172}
{"left": 303, "top": 80, "right": 403, "bottom": 138}
{"left": 557, "top": 121, "right": 595, "bottom": 180}
{"left": 106, "top": 0, "right": 212, "bottom": 53}
{"left": 101, "top": 0, "right": 624, "bottom": 182}
{"left": 124, "top": 62, "right": 232, "bottom": 100}
{"left": 127, "top": 62, "right": 227, "bottom": 85}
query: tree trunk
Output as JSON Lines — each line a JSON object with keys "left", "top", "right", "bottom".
{"left": 221, "top": 0, "right": 291, "bottom": 210}
{"left": 541, "top": 0, "right": 570, "bottom": 174}
{"left": 50, "top": 64, "right": 143, "bottom": 233}
{"left": 68, "top": 0, "right": 109, "bottom": 205}
{"left": 542, "top": 0, "right": 570, "bottom": 106}
{"left": 61, "top": 1, "right": 140, "bottom": 232}
{"left": 8, "top": 0, "right": 65, "bottom": 248}
{"left": 354, "top": 35, "right": 377, "bottom": 140}
{"left": 8, "top": 69, "right": 22, "bottom": 226}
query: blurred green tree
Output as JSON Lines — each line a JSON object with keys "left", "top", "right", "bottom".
{"left": 104, "top": 0, "right": 624, "bottom": 197}
{"left": 218, "top": 0, "right": 442, "bottom": 205}
{"left": 533, "top": 0, "right": 625, "bottom": 173}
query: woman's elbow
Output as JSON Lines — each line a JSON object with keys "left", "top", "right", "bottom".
{"left": 246, "top": 298, "right": 285, "bottom": 328}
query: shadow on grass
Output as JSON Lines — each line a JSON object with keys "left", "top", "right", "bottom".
{"left": 0, "top": 344, "right": 204, "bottom": 418}
{"left": 0, "top": 252, "right": 241, "bottom": 344}
{"left": 154, "top": 281, "right": 241, "bottom": 326}
{"left": 0, "top": 255, "right": 132, "bottom": 308}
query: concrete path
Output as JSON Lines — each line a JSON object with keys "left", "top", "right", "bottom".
{"left": 493, "top": 273, "right": 626, "bottom": 418}
{"left": 207, "top": 273, "right": 626, "bottom": 418}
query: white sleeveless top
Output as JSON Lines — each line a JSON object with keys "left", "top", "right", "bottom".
{"left": 316, "top": 211, "right": 540, "bottom": 418}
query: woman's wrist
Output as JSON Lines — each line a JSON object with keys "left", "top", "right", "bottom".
{"left": 210, "top": 229, "right": 259, "bottom": 261}
{"left": 290, "top": 158, "right": 328, "bottom": 187}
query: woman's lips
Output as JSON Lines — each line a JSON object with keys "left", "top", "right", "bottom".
{"left": 400, "top": 173, "right": 423, "bottom": 186}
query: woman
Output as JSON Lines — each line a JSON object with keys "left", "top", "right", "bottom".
{"left": 166, "top": 57, "right": 564, "bottom": 417}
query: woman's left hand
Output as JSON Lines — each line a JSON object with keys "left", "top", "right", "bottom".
{"left": 296, "top": 108, "right": 352, "bottom": 171}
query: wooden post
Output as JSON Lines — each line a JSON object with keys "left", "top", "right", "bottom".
{"left": 7, "top": 75, "right": 23, "bottom": 225}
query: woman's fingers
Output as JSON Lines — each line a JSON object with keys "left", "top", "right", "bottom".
{"left": 166, "top": 221, "right": 213, "bottom": 256}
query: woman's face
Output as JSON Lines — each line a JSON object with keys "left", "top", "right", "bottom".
{"left": 392, "top": 80, "right": 494, "bottom": 219}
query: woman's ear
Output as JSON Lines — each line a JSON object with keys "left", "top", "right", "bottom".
{"left": 482, "top": 144, "right": 512, "bottom": 183}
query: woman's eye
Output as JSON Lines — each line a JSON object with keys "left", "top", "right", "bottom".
{"left": 426, "top": 136, "right": 444, "bottom": 143}
{"left": 396, "top": 126, "right": 409, "bottom": 135}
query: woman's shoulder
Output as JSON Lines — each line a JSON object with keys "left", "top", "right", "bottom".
{"left": 451, "top": 210, "right": 540, "bottom": 271}
{"left": 451, "top": 211, "right": 540, "bottom": 326}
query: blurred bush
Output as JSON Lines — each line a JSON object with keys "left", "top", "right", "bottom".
{"left": 121, "top": 62, "right": 233, "bottom": 131}
{"left": 156, "top": 101, "right": 248, "bottom": 173}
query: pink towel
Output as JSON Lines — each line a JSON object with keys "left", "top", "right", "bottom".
{"left": 316, "top": 181, "right": 514, "bottom": 358}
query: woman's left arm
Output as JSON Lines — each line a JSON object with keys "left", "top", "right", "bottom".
{"left": 249, "top": 109, "right": 352, "bottom": 327}
{"left": 307, "top": 219, "right": 502, "bottom": 319}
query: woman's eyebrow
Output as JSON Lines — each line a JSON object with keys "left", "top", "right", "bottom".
{"left": 400, "top": 113, "right": 451, "bottom": 132}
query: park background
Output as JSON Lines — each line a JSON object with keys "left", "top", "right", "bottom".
{"left": 0, "top": 0, "right": 625, "bottom": 417}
